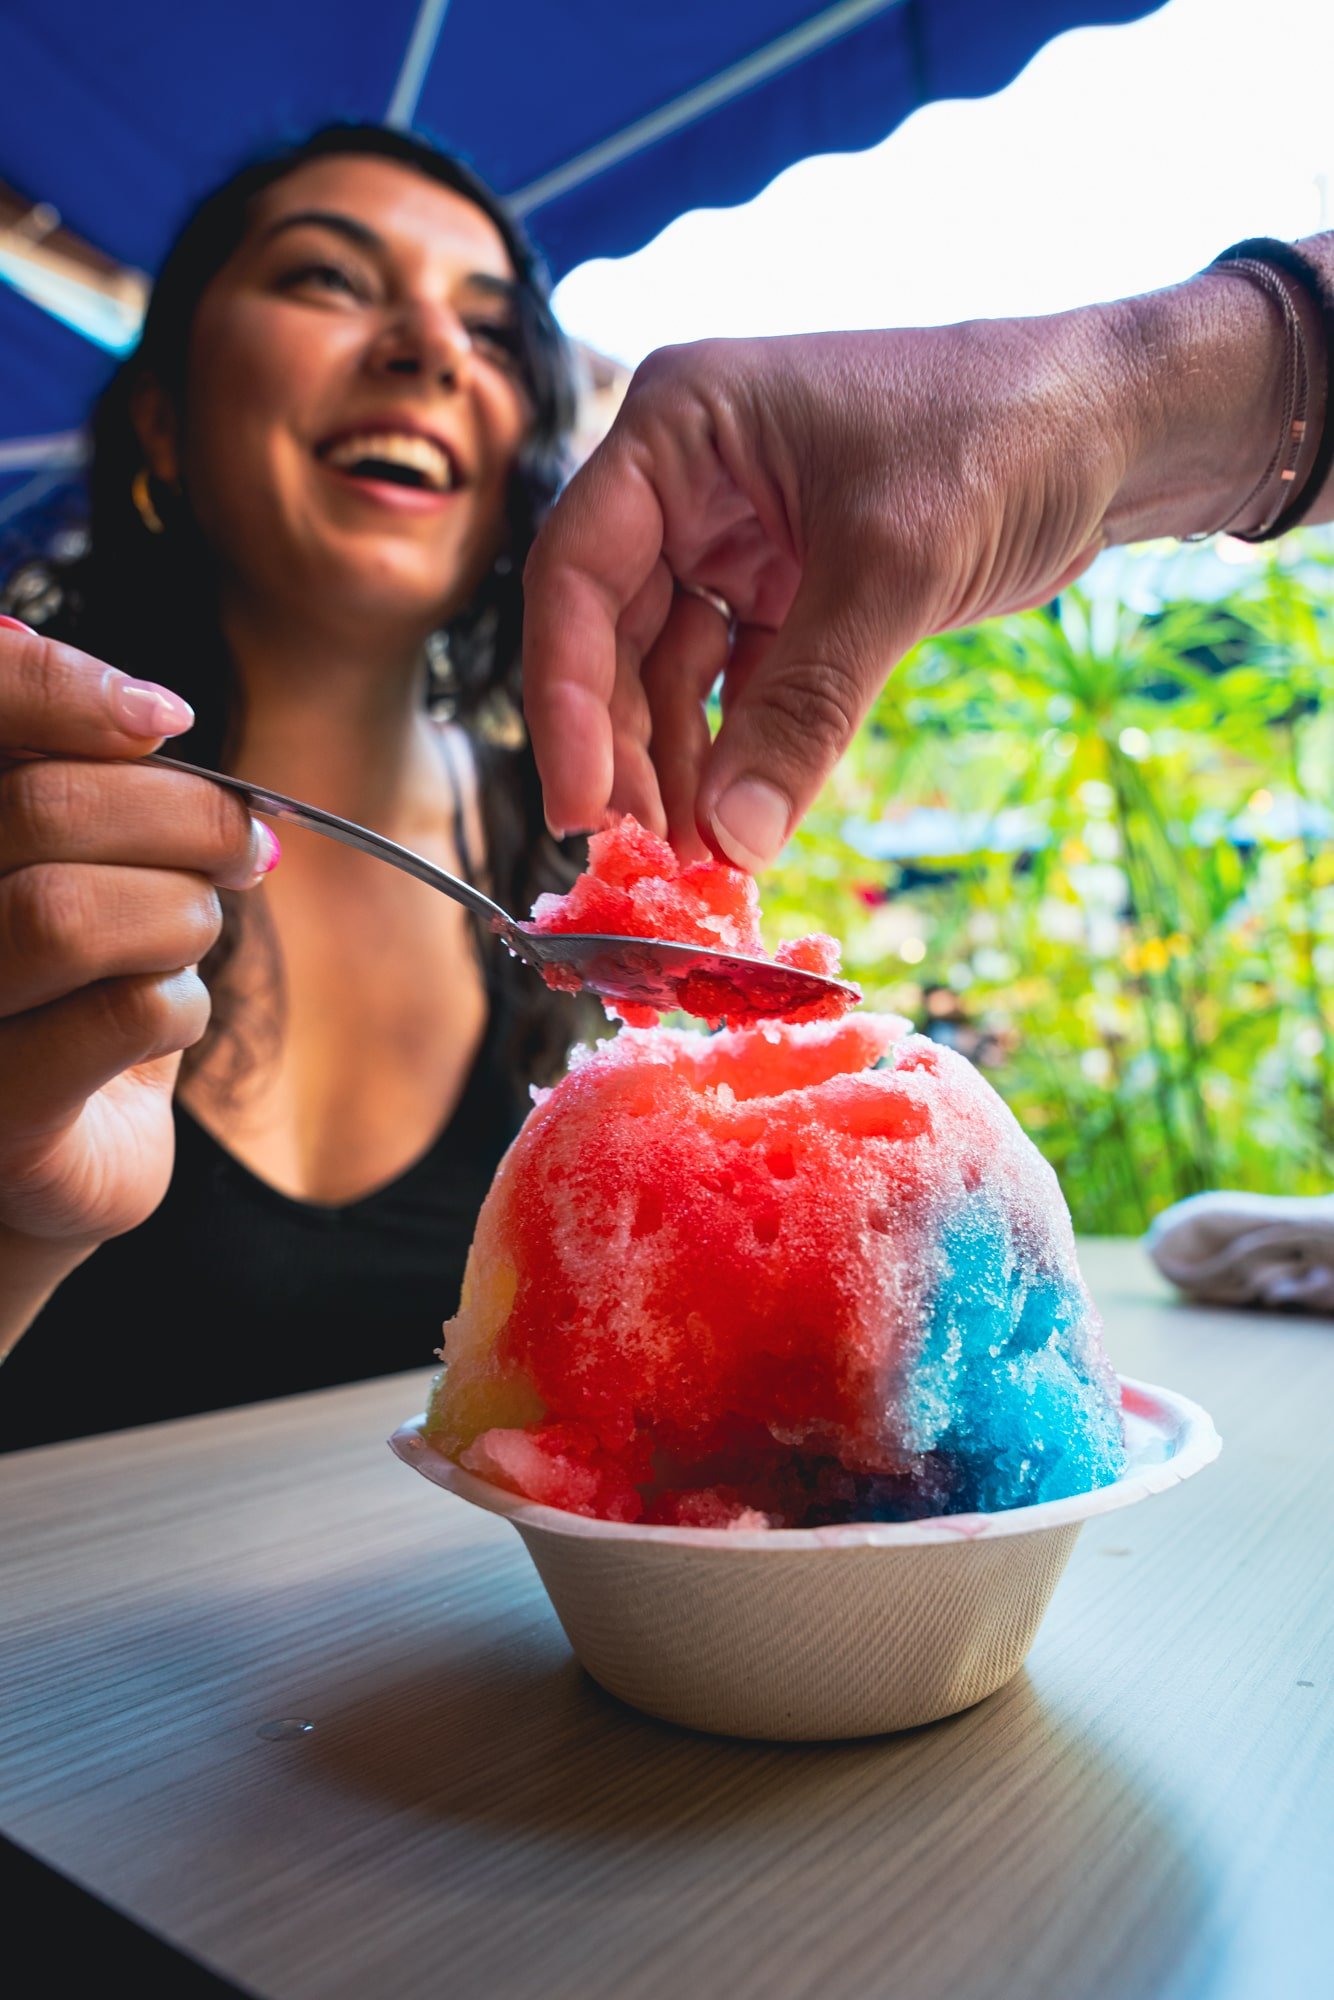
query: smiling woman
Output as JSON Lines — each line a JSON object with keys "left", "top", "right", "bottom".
{"left": 0, "top": 126, "right": 593, "bottom": 1452}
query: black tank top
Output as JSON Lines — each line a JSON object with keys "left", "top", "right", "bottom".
{"left": 0, "top": 734, "right": 530, "bottom": 1454}
{"left": 0, "top": 1018, "right": 524, "bottom": 1454}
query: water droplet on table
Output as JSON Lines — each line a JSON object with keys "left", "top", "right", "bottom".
{"left": 257, "top": 1717, "right": 315, "bottom": 1740}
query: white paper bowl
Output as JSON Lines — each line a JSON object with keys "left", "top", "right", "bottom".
{"left": 390, "top": 1377, "right": 1219, "bottom": 1741}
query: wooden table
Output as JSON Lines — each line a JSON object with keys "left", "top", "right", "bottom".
{"left": 3, "top": 1240, "right": 1331, "bottom": 2000}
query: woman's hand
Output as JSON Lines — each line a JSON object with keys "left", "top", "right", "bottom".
{"left": 0, "top": 619, "right": 275, "bottom": 1305}
{"left": 523, "top": 274, "right": 1303, "bottom": 868}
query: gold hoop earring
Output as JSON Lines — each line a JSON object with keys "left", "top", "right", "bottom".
{"left": 131, "top": 467, "right": 166, "bottom": 535}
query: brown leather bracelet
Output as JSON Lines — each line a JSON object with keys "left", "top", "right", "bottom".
{"left": 1212, "top": 237, "right": 1334, "bottom": 541}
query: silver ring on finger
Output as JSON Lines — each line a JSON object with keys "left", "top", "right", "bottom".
{"left": 675, "top": 578, "right": 737, "bottom": 634}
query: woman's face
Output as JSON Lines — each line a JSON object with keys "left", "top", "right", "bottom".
{"left": 154, "top": 154, "right": 534, "bottom": 640}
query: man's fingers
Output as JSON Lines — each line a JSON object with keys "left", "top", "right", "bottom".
{"left": 520, "top": 563, "right": 617, "bottom": 837}
{"left": 0, "top": 759, "right": 274, "bottom": 890}
{"left": 0, "top": 620, "right": 195, "bottom": 761}
{"left": 603, "top": 561, "right": 675, "bottom": 835}
{"left": 716, "top": 622, "right": 773, "bottom": 720}
{"left": 0, "top": 971, "right": 211, "bottom": 1143}
{"left": 522, "top": 439, "right": 670, "bottom": 836}
{"left": 641, "top": 593, "right": 736, "bottom": 860}
{"left": 698, "top": 566, "right": 923, "bottom": 871}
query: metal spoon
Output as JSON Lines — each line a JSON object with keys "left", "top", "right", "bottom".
{"left": 148, "top": 754, "right": 859, "bottom": 1020}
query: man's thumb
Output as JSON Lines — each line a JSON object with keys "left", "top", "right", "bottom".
{"left": 699, "top": 579, "right": 908, "bottom": 872}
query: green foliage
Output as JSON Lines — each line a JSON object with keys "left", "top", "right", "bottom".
{"left": 761, "top": 541, "right": 1334, "bottom": 1232}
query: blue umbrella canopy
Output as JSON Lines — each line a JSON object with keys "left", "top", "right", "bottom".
{"left": 0, "top": 0, "right": 1164, "bottom": 482}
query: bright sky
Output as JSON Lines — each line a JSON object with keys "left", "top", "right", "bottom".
{"left": 554, "top": 0, "right": 1334, "bottom": 364}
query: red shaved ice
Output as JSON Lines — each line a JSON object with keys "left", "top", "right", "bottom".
{"left": 426, "top": 1015, "right": 1125, "bottom": 1528}
{"left": 525, "top": 814, "right": 854, "bottom": 1027}
{"left": 774, "top": 933, "right": 842, "bottom": 977}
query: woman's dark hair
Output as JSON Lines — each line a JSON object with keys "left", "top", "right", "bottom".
{"left": 7, "top": 122, "right": 592, "bottom": 1091}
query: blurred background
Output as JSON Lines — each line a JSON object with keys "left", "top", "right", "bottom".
{"left": 2, "top": 0, "right": 1331, "bottom": 1228}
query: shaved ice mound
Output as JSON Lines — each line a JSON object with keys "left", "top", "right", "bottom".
{"left": 526, "top": 815, "right": 855, "bottom": 1026}
{"left": 427, "top": 1014, "right": 1125, "bottom": 1528}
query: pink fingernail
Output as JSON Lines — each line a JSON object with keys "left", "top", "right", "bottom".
{"left": 0, "top": 615, "right": 36, "bottom": 634}
{"left": 253, "top": 822, "right": 282, "bottom": 877}
{"left": 105, "top": 672, "right": 195, "bottom": 738}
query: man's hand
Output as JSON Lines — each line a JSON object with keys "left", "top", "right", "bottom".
{"left": 523, "top": 321, "right": 1131, "bottom": 867}
{"left": 523, "top": 256, "right": 1322, "bottom": 868}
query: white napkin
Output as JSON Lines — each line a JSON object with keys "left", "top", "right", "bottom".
{"left": 1145, "top": 1191, "right": 1334, "bottom": 1313}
